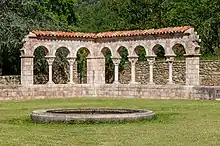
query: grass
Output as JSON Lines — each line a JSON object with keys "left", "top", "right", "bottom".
{"left": 1, "top": 98, "right": 220, "bottom": 145}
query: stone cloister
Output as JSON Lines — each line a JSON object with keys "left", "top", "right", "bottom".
{"left": 20, "top": 26, "right": 200, "bottom": 86}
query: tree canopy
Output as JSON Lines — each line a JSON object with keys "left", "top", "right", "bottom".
{"left": 0, "top": 0, "right": 219, "bottom": 75}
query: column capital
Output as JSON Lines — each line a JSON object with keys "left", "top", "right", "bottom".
{"left": 147, "top": 57, "right": 155, "bottom": 65}
{"left": 166, "top": 55, "right": 175, "bottom": 63}
{"left": 128, "top": 56, "right": 138, "bottom": 65}
{"left": 67, "top": 57, "right": 76, "bottom": 65}
{"left": 112, "top": 57, "right": 121, "bottom": 65}
{"left": 45, "top": 56, "right": 55, "bottom": 65}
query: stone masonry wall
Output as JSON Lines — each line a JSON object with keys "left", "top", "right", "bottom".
{"left": 0, "top": 84, "right": 220, "bottom": 100}
{"left": 1, "top": 60, "right": 219, "bottom": 86}
{"left": 0, "top": 76, "right": 21, "bottom": 85}
{"left": 120, "top": 60, "right": 220, "bottom": 86}
{"left": 200, "top": 60, "right": 220, "bottom": 86}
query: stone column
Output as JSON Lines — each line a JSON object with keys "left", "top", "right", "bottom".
{"left": 112, "top": 57, "right": 121, "bottom": 84}
{"left": 166, "top": 56, "right": 175, "bottom": 85}
{"left": 147, "top": 56, "right": 156, "bottom": 85}
{"left": 20, "top": 55, "right": 34, "bottom": 85}
{"left": 128, "top": 56, "right": 138, "bottom": 84}
{"left": 67, "top": 57, "right": 76, "bottom": 84}
{"left": 185, "top": 54, "right": 200, "bottom": 86}
{"left": 46, "top": 56, "right": 55, "bottom": 84}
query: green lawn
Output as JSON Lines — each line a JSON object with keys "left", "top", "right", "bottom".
{"left": 1, "top": 98, "right": 220, "bottom": 146}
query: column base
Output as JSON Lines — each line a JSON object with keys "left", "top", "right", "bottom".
{"left": 129, "top": 82, "right": 140, "bottom": 85}
{"left": 148, "top": 82, "right": 155, "bottom": 85}
{"left": 68, "top": 81, "right": 75, "bottom": 84}
{"left": 47, "top": 81, "right": 54, "bottom": 85}
{"left": 113, "top": 81, "right": 120, "bottom": 85}
{"left": 167, "top": 81, "right": 175, "bottom": 85}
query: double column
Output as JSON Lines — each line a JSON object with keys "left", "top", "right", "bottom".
{"left": 147, "top": 56, "right": 156, "bottom": 85}
{"left": 112, "top": 57, "right": 121, "bottom": 84}
{"left": 128, "top": 56, "right": 138, "bottom": 84}
{"left": 67, "top": 57, "right": 76, "bottom": 84}
{"left": 46, "top": 56, "right": 55, "bottom": 84}
{"left": 46, "top": 56, "right": 76, "bottom": 84}
{"left": 166, "top": 56, "right": 175, "bottom": 85}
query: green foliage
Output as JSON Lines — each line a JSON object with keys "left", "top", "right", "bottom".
{"left": 53, "top": 48, "right": 70, "bottom": 84}
{"left": 0, "top": 0, "right": 69, "bottom": 75}
{"left": 77, "top": 48, "right": 88, "bottom": 83}
{"left": 0, "top": 0, "right": 220, "bottom": 76}
{"left": 103, "top": 49, "right": 114, "bottom": 83}
{"left": 33, "top": 47, "right": 49, "bottom": 84}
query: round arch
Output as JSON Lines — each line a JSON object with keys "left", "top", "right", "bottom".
{"left": 101, "top": 47, "right": 114, "bottom": 84}
{"left": 133, "top": 45, "right": 147, "bottom": 61}
{"left": 52, "top": 47, "right": 70, "bottom": 84}
{"left": 117, "top": 46, "right": 131, "bottom": 84}
{"left": 152, "top": 44, "right": 166, "bottom": 60}
{"left": 33, "top": 46, "right": 49, "bottom": 84}
{"left": 74, "top": 46, "right": 92, "bottom": 57}
{"left": 172, "top": 44, "right": 186, "bottom": 60}
{"left": 76, "top": 47, "right": 91, "bottom": 84}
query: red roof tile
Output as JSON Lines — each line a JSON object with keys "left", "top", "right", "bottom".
{"left": 32, "top": 26, "right": 192, "bottom": 39}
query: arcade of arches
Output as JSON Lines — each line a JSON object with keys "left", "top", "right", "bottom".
{"left": 21, "top": 26, "right": 201, "bottom": 86}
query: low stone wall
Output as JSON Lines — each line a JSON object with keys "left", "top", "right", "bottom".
{"left": 134, "top": 60, "right": 219, "bottom": 85}
{"left": 0, "top": 84, "right": 219, "bottom": 100}
{"left": 0, "top": 76, "right": 20, "bottom": 85}
{"left": 200, "top": 60, "right": 220, "bottom": 86}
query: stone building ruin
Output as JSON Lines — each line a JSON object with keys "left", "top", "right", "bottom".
{"left": 3, "top": 26, "right": 219, "bottom": 100}
{"left": 20, "top": 26, "right": 201, "bottom": 86}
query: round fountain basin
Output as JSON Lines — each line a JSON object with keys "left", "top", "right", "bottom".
{"left": 31, "top": 108, "right": 155, "bottom": 123}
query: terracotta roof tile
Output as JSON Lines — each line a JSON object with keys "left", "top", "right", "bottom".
{"left": 32, "top": 26, "right": 192, "bottom": 39}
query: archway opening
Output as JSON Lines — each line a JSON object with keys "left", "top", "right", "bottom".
{"left": 152, "top": 44, "right": 168, "bottom": 85}
{"left": 172, "top": 44, "right": 186, "bottom": 84}
{"left": 76, "top": 47, "right": 90, "bottom": 84}
{"left": 172, "top": 44, "right": 185, "bottom": 60}
{"left": 101, "top": 47, "right": 114, "bottom": 84}
{"left": 134, "top": 46, "right": 148, "bottom": 84}
{"left": 52, "top": 47, "right": 70, "bottom": 84}
{"left": 33, "top": 46, "right": 49, "bottom": 84}
{"left": 117, "top": 46, "right": 131, "bottom": 84}
{"left": 153, "top": 44, "right": 165, "bottom": 60}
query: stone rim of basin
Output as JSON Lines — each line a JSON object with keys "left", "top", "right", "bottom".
{"left": 31, "top": 108, "right": 155, "bottom": 123}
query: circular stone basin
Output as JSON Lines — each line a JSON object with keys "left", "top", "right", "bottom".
{"left": 31, "top": 108, "right": 155, "bottom": 123}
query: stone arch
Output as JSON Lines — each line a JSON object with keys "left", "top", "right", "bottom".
{"left": 152, "top": 44, "right": 166, "bottom": 60}
{"left": 172, "top": 43, "right": 186, "bottom": 60}
{"left": 117, "top": 46, "right": 131, "bottom": 84}
{"left": 98, "top": 45, "right": 113, "bottom": 57}
{"left": 101, "top": 47, "right": 114, "bottom": 84}
{"left": 33, "top": 44, "right": 50, "bottom": 56}
{"left": 172, "top": 43, "right": 186, "bottom": 85}
{"left": 52, "top": 45, "right": 71, "bottom": 57}
{"left": 33, "top": 46, "right": 49, "bottom": 84}
{"left": 74, "top": 46, "right": 93, "bottom": 57}
{"left": 52, "top": 47, "right": 70, "bottom": 84}
{"left": 133, "top": 45, "right": 147, "bottom": 61}
{"left": 133, "top": 45, "right": 148, "bottom": 84}
{"left": 76, "top": 47, "right": 91, "bottom": 84}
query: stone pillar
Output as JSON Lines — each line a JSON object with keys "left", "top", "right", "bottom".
{"left": 67, "top": 57, "right": 76, "bottom": 84}
{"left": 112, "top": 57, "right": 121, "bottom": 84}
{"left": 147, "top": 56, "right": 156, "bottom": 85}
{"left": 185, "top": 54, "right": 200, "bottom": 86}
{"left": 128, "top": 56, "right": 138, "bottom": 84}
{"left": 20, "top": 55, "right": 34, "bottom": 85}
{"left": 166, "top": 56, "right": 175, "bottom": 85}
{"left": 46, "top": 56, "right": 55, "bottom": 84}
{"left": 87, "top": 57, "right": 105, "bottom": 84}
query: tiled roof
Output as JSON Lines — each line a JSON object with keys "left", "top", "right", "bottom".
{"left": 32, "top": 26, "right": 192, "bottom": 39}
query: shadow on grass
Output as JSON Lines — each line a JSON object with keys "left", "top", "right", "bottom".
{"left": 0, "top": 112, "right": 180, "bottom": 126}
